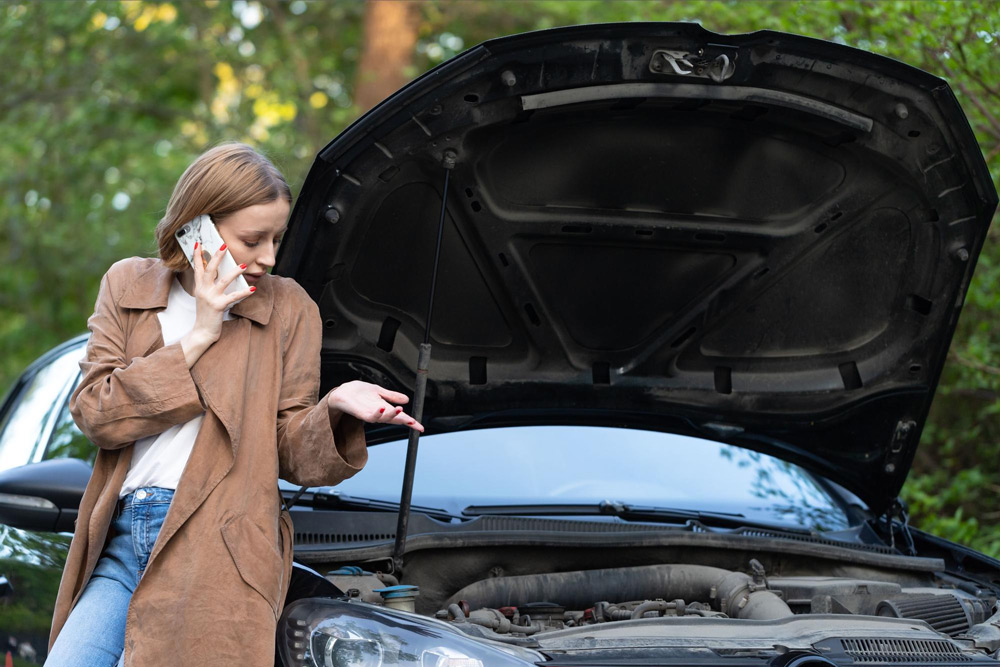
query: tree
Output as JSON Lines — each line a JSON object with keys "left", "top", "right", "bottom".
{"left": 356, "top": 0, "right": 420, "bottom": 111}
{"left": 0, "top": 0, "right": 997, "bottom": 554}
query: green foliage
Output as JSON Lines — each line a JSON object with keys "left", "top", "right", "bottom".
{"left": 1, "top": 1, "right": 997, "bottom": 554}
{"left": 0, "top": 0, "right": 367, "bottom": 386}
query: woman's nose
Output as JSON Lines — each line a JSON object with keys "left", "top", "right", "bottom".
{"left": 257, "top": 247, "right": 276, "bottom": 268}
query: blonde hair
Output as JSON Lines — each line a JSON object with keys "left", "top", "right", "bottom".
{"left": 155, "top": 142, "right": 292, "bottom": 272}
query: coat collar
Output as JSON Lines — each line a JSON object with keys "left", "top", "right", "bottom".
{"left": 118, "top": 258, "right": 273, "bottom": 325}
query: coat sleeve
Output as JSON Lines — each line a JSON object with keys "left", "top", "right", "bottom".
{"left": 68, "top": 264, "right": 208, "bottom": 450}
{"left": 276, "top": 290, "right": 367, "bottom": 487}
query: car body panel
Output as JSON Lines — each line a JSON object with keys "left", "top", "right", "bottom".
{"left": 276, "top": 23, "right": 997, "bottom": 514}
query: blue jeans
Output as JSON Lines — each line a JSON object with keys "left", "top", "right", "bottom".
{"left": 45, "top": 487, "right": 174, "bottom": 667}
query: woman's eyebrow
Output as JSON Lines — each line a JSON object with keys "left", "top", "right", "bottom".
{"left": 246, "top": 227, "right": 288, "bottom": 235}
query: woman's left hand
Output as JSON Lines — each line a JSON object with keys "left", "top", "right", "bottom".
{"left": 326, "top": 380, "right": 424, "bottom": 432}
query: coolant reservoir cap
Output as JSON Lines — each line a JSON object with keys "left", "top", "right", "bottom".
{"left": 328, "top": 566, "right": 371, "bottom": 576}
{"left": 374, "top": 585, "right": 420, "bottom": 600}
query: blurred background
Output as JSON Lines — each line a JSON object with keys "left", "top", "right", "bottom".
{"left": 1, "top": 0, "right": 998, "bottom": 554}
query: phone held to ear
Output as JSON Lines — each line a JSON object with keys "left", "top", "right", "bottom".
{"left": 174, "top": 214, "right": 252, "bottom": 306}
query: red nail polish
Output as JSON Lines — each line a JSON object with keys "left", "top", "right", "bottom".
{"left": 249, "top": 286, "right": 256, "bottom": 292}
{"left": 239, "top": 263, "right": 247, "bottom": 269}
{"left": 396, "top": 407, "right": 403, "bottom": 413}
{"left": 408, "top": 421, "right": 415, "bottom": 425}
{"left": 219, "top": 243, "right": 227, "bottom": 252}
{"left": 379, "top": 407, "right": 385, "bottom": 414}
{"left": 194, "top": 242, "right": 198, "bottom": 250}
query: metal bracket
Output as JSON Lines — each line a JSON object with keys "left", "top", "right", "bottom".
{"left": 652, "top": 49, "right": 696, "bottom": 75}
{"left": 890, "top": 419, "right": 916, "bottom": 453}
{"left": 884, "top": 419, "right": 916, "bottom": 475}
{"left": 650, "top": 47, "right": 738, "bottom": 83}
{"left": 882, "top": 498, "right": 917, "bottom": 556}
{"left": 749, "top": 558, "right": 769, "bottom": 591}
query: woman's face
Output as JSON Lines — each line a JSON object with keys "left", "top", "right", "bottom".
{"left": 214, "top": 198, "right": 290, "bottom": 286}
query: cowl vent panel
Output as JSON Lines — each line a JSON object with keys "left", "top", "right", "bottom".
{"left": 839, "top": 638, "right": 971, "bottom": 663}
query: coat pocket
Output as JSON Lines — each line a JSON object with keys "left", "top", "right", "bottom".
{"left": 221, "top": 513, "right": 284, "bottom": 619}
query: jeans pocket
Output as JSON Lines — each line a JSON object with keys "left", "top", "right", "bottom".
{"left": 132, "top": 501, "right": 171, "bottom": 573}
{"left": 145, "top": 502, "right": 170, "bottom": 549}
{"left": 221, "top": 513, "right": 284, "bottom": 619}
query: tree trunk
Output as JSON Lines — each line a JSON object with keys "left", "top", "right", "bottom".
{"left": 355, "top": 0, "right": 419, "bottom": 112}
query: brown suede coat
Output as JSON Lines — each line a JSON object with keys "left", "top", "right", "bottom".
{"left": 50, "top": 256, "right": 367, "bottom": 665}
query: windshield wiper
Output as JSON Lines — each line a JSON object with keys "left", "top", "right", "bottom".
{"left": 462, "top": 501, "right": 806, "bottom": 532}
{"left": 283, "top": 489, "right": 461, "bottom": 522}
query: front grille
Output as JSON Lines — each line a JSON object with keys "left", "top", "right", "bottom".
{"left": 841, "top": 638, "right": 972, "bottom": 663}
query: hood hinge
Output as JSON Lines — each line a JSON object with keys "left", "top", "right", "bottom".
{"left": 879, "top": 498, "right": 917, "bottom": 556}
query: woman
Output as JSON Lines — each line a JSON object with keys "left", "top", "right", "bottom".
{"left": 45, "top": 143, "right": 421, "bottom": 666}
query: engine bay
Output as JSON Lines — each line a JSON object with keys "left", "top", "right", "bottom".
{"left": 438, "top": 564, "right": 992, "bottom": 634}
{"left": 321, "top": 551, "right": 998, "bottom": 653}
{"left": 291, "top": 512, "right": 1000, "bottom": 660}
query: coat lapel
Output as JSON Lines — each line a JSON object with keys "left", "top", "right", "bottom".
{"left": 119, "top": 262, "right": 171, "bottom": 361}
{"left": 191, "top": 266, "right": 274, "bottom": 450}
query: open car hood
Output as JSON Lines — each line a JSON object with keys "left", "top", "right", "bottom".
{"left": 276, "top": 23, "right": 996, "bottom": 515}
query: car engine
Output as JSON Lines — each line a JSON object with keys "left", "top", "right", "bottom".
{"left": 325, "top": 559, "right": 997, "bottom": 645}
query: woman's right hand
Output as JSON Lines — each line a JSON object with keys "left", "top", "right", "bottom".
{"left": 190, "top": 242, "right": 255, "bottom": 344}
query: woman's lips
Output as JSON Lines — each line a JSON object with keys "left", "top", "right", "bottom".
{"left": 245, "top": 273, "right": 264, "bottom": 283}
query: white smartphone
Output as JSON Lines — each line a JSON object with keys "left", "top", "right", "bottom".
{"left": 174, "top": 214, "right": 251, "bottom": 305}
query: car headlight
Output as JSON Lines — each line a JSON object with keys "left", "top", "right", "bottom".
{"left": 278, "top": 598, "right": 544, "bottom": 667}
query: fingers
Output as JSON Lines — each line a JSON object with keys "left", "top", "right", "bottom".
{"left": 393, "top": 409, "right": 424, "bottom": 432}
{"left": 367, "top": 403, "right": 423, "bottom": 432}
{"left": 192, "top": 242, "right": 204, "bottom": 278}
{"left": 205, "top": 244, "right": 226, "bottom": 281}
{"left": 370, "top": 404, "right": 403, "bottom": 423}
{"left": 225, "top": 286, "right": 256, "bottom": 307}
{"left": 376, "top": 402, "right": 422, "bottom": 431}
{"left": 377, "top": 388, "right": 410, "bottom": 405}
{"left": 221, "top": 263, "right": 248, "bottom": 290}
{"left": 357, "top": 381, "right": 409, "bottom": 407}
{"left": 331, "top": 381, "right": 423, "bottom": 432}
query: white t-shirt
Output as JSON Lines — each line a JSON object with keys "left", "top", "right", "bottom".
{"left": 120, "top": 275, "right": 232, "bottom": 498}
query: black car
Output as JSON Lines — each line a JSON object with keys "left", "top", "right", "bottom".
{"left": 2, "top": 22, "right": 999, "bottom": 667}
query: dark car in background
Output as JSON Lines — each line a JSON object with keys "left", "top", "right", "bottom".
{"left": 3, "top": 22, "right": 1000, "bottom": 667}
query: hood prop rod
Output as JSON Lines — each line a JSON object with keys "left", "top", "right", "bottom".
{"left": 392, "top": 150, "right": 456, "bottom": 574}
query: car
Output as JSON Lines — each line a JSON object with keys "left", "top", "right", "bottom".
{"left": 2, "top": 21, "right": 999, "bottom": 667}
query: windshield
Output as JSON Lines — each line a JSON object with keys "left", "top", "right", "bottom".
{"left": 322, "top": 426, "right": 850, "bottom": 532}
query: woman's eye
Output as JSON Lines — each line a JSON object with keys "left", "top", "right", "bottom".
{"left": 244, "top": 238, "right": 280, "bottom": 249}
